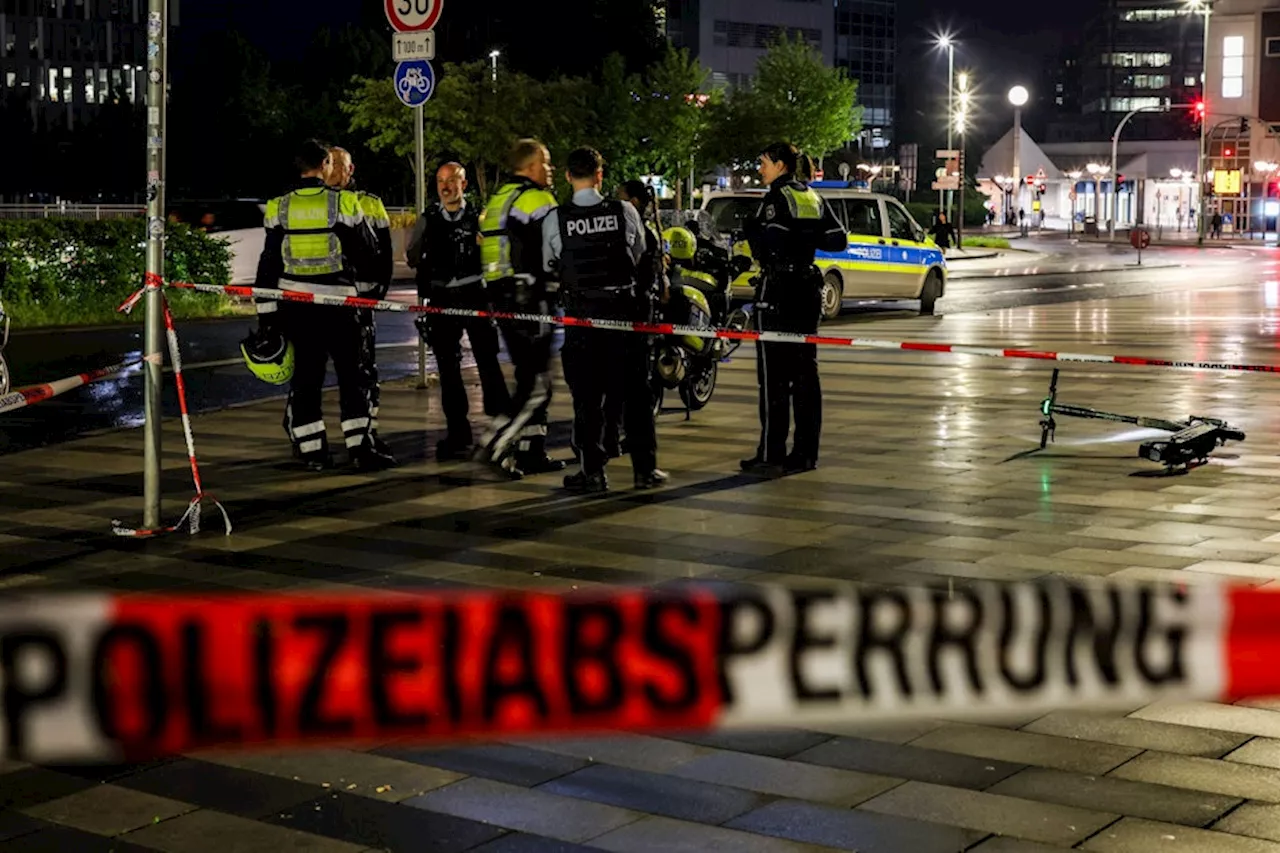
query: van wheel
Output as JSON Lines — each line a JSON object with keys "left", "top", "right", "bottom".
{"left": 820, "top": 272, "right": 843, "bottom": 320}
{"left": 919, "top": 270, "right": 943, "bottom": 316}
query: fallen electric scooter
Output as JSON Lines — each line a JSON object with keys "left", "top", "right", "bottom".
{"left": 1037, "top": 368, "right": 1246, "bottom": 471}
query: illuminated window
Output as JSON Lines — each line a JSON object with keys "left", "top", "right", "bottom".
{"left": 1223, "top": 35, "right": 1244, "bottom": 99}
{"left": 48, "top": 67, "right": 58, "bottom": 101}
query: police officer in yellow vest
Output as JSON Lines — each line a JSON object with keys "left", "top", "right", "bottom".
{"left": 253, "top": 139, "right": 389, "bottom": 471}
{"left": 740, "top": 142, "right": 846, "bottom": 476}
{"left": 326, "top": 146, "right": 396, "bottom": 464}
{"left": 475, "top": 138, "right": 567, "bottom": 479}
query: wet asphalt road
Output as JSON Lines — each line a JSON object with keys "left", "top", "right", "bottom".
{"left": 3, "top": 246, "right": 1278, "bottom": 456}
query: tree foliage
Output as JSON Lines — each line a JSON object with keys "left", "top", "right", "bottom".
{"left": 709, "top": 34, "right": 863, "bottom": 173}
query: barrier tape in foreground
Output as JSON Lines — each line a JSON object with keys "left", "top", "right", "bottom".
{"left": 163, "top": 277, "right": 1280, "bottom": 376}
{"left": 112, "top": 286, "right": 231, "bottom": 538}
{"left": 0, "top": 361, "right": 140, "bottom": 416}
{"left": 2, "top": 577, "right": 1277, "bottom": 763}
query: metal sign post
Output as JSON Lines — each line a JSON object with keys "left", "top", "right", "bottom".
{"left": 386, "top": 2, "right": 441, "bottom": 389}
{"left": 142, "top": 0, "right": 167, "bottom": 528}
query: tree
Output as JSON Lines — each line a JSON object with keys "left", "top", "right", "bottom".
{"left": 710, "top": 34, "right": 863, "bottom": 175}
{"left": 637, "top": 46, "right": 717, "bottom": 208}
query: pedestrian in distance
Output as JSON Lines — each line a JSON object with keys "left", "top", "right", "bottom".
{"left": 407, "top": 162, "right": 511, "bottom": 461}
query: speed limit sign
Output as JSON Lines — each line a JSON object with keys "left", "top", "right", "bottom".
{"left": 385, "top": 0, "right": 443, "bottom": 32}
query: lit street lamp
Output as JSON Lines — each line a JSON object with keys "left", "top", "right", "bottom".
{"left": 1087, "top": 162, "right": 1110, "bottom": 234}
{"left": 935, "top": 34, "right": 957, "bottom": 221}
{"left": 489, "top": 49, "right": 501, "bottom": 86}
{"left": 956, "top": 72, "right": 971, "bottom": 243}
{"left": 1009, "top": 85, "right": 1029, "bottom": 234}
{"left": 1066, "top": 169, "right": 1083, "bottom": 233}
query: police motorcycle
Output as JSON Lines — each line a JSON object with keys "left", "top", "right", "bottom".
{"left": 651, "top": 215, "right": 752, "bottom": 417}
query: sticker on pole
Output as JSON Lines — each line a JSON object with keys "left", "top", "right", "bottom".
{"left": 394, "top": 60, "right": 435, "bottom": 108}
{"left": 385, "top": 0, "right": 443, "bottom": 32}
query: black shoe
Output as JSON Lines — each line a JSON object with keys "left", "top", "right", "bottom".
{"left": 437, "top": 438, "right": 472, "bottom": 462}
{"left": 518, "top": 454, "right": 568, "bottom": 475}
{"left": 783, "top": 455, "right": 818, "bottom": 474}
{"left": 493, "top": 456, "right": 525, "bottom": 481}
{"left": 352, "top": 443, "right": 397, "bottom": 471}
{"left": 563, "top": 470, "right": 609, "bottom": 493}
{"left": 740, "top": 456, "right": 783, "bottom": 476}
{"left": 604, "top": 443, "right": 622, "bottom": 459}
{"left": 634, "top": 468, "right": 670, "bottom": 490}
{"left": 301, "top": 451, "right": 333, "bottom": 472}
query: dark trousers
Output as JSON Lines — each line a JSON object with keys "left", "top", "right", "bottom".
{"left": 278, "top": 303, "right": 373, "bottom": 458}
{"left": 563, "top": 323, "right": 656, "bottom": 476}
{"left": 422, "top": 296, "right": 509, "bottom": 446}
{"left": 356, "top": 308, "right": 380, "bottom": 433}
{"left": 755, "top": 301, "right": 822, "bottom": 465}
{"left": 482, "top": 314, "right": 555, "bottom": 464}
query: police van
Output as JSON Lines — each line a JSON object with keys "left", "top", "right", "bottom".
{"left": 700, "top": 182, "right": 947, "bottom": 318}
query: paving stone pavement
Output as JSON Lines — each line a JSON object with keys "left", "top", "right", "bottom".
{"left": 7, "top": 282, "right": 1280, "bottom": 849}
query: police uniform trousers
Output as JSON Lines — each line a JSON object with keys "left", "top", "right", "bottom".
{"left": 755, "top": 268, "right": 822, "bottom": 465}
{"left": 480, "top": 281, "right": 555, "bottom": 465}
{"left": 562, "top": 295, "right": 657, "bottom": 476}
{"left": 277, "top": 301, "right": 375, "bottom": 458}
{"left": 356, "top": 308, "right": 381, "bottom": 434}
{"left": 422, "top": 283, "right": 510, "bottom": 447}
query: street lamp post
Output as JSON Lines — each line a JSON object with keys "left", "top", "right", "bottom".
{"left": 1009, "top": 85, "right": 1029, "bottom": 233}
{"left": 956, "top": 72, "right": 970, "bottom": 244}
{"left": 937, "top": 35, "right": 956, "bottom": 221}
{"left": 1109, "top": 104, "right": 1195, "bottom": 241}
{"left": 1087, "top": 162, "right": 1111, "bottom": 233}
{"left": 1066, "top": 170, "right": 1083, "bottom": 234}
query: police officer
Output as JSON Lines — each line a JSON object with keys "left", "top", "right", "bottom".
{"left": 740, "top": 142, "right": 846, "bottom": 476}
{"left": 543, "top": 147, "right": 667, "bottom": 493}
{"left": 253, "top": 138, "right": 388, "bottom": 471}
{"left": 407, "top": 162, "right": 510, "bottom": 461}
{"left": 476, "top": 139, "right": 567, "bottom": 479}
{"left": 327, "top": 146, "right": 396, "bottom": 463}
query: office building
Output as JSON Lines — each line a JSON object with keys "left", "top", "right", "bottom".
{"left": 835, "top": 0, "right": 895, "bottom": 151}
{"left": 0, "top": 0, "right": 177, "bottom": 128}
{"left": 1047, "top": 0, "right": 1203, "bottom": 142}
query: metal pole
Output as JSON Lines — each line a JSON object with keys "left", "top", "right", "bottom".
{"left": 946, "top": 45, "right": 954, "bottom": 221}
{"left": 142, "top": 0, "right": 167, "bottom": 528}
{"left": 1110, "top": 123, "right": 1121, "bottom": 241}
{"left": 1012, "top": 107, "right": 1021, "bottom": 229}
{"left": 414, "top": 103, "right": 428, "bottom": 389}
{"left": 957, "top": 143, "right": 965, "bottom": 246}
{"left": 1198, "top": 3, "right": 1211, "bottom": 246}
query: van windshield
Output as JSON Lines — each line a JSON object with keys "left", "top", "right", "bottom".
{"left": 703, "top": 197, "right": 763, "bottom": 237}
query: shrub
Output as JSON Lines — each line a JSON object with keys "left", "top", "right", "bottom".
{"left": 961, "top": 236, "right": 1011, "bottom": 249}
{"left": 0, "top": 218, "right": 236, "bottom": 327}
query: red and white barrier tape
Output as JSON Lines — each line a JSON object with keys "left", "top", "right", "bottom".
{"left": 163, "top": 278, "right": 1280, "bottom": 376}
{"left": 113, "top": 280, "right": 231, "bottom": 538}
{"left": 0, "top": 361, "right": 141, "bottom": 416}
{"left": 0, "top": 577, "right": 1275, "bottom": 763}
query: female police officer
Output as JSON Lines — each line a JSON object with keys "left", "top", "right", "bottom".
{"left": 740, "top": 142, "right": 846, "bottom": 475}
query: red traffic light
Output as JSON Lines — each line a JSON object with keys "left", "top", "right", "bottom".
{"left": 1194, "top": 101, "right": 1206, "bottom": 117}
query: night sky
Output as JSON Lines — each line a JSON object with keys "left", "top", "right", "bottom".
{"left": 182, "top": 0, "right": 1099, "bottom": 148}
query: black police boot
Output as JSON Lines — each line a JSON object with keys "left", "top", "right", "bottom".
{"left": 517, "top": 453, "right": 568, "bottom": 475}
{"left": 436, "top": 437, "right": 472, "bottom": 462}
{"left": 563, "top": 470, "right": 608, "bottom": 494}
{"left": 783, "top": 454, "right": 818, "bottom": 474}
{"left": 300, "top": 450, "right": 333, "bottom": 472}
{"left": 739, "top": 456, "right": 783, "bottom": 477}
{"left": 634, "top": 468, "right": 670, "bottom": 490}
{"left": 352, "top": 439, "right": 397, "bottom": 471}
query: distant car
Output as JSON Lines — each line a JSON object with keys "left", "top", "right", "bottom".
{"left": 168, "top": 199, "right": 267, "bottom": 285}
{"left": 700, "top": 182, "right": 948, "bottom": 317}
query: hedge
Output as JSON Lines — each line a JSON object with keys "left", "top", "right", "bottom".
{"left": 0, "top": 218, "right": 238, "bottom": 327}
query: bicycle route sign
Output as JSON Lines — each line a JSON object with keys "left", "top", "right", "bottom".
{"left": 385, "top": 0, "right": 443, "bottom": 32}
{"left": 394, "top": 59, "right": 436, "bottom": 107}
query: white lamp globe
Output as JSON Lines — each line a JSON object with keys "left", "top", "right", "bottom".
{"left": 1008, "top": 86, "right": 1029, "bottom": 107}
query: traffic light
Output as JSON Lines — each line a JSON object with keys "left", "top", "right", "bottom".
{"left": 1225, "top": 147, "right": 1233, "bottom": 157}
{"left": 1194, "top": 100, "right": 1206, "bottom": 121}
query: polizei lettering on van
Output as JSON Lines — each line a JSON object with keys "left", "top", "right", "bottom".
{"left": 715, "top": 579, "right": 1225, "bottom": 725}
{"left": 566, "top": 215, "right": 620, "bottom": 237}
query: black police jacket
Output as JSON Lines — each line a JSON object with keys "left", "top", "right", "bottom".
{"left": 406, "top": 202, "right": 482, "bottom": 300}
